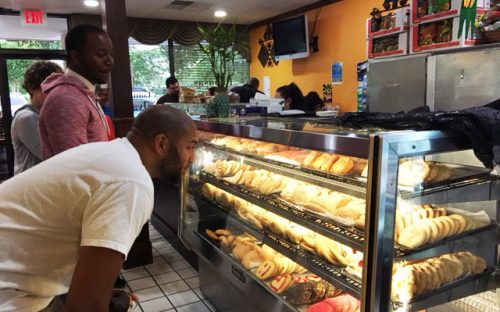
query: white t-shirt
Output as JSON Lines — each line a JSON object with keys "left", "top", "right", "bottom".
{"left": 0, "top": 138, "right": 154, "bottom": 312}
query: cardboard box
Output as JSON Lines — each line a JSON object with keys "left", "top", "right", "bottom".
{"left": 368, "top": 32, "right": 408, "bottom": 59}
{"left": 367, "top": 8, "right": 409, "bottom": 39}
{"left": 411, "top": 0, "right": 462, "bottom": 24}
{"left": 410, "top": 16, "right": 478, "bottom": 53}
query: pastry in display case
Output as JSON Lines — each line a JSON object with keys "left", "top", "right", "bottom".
{"left": 178, "top": 117, "right": 499, "bottom": 312}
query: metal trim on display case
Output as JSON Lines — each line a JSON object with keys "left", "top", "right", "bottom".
{"left": 194, "top": 119, "right": 371, "bottom": 158}
{"left": 362, "top": 130, "right": 499, "bottom": 312}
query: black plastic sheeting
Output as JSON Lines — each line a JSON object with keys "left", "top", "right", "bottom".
{"left": 334, "top": 99, "right": 500, "bottom": 168}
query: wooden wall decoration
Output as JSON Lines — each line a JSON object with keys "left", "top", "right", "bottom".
{"left": 257, "top": 24, "right": 279, "bottom": 68}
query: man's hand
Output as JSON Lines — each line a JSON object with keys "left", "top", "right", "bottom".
{"left": 63, "top": 246, "right": 124, "bottom": 312}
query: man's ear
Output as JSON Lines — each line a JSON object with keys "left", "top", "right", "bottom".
{"left": 154, "top": 133, "right": 169, "bottom": 156}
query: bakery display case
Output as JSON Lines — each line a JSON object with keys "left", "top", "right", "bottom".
{"left": 178, "top": 117, "right": 499, "bottom": 312}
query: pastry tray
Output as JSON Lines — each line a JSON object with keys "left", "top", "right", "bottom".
{"left": 195, "top": 208, "right": 363, "bottom": 300}
{"left": 199, "top": 171, "right": 496, "bottom": 259}
{"left": 195, "top": 202, "right": 495, "bottom": 312}
{"left": 393, "top": 267, "right": 494, "bottom": 311}
{"left": 204, "top": 142, "right": 500, "bottom": 204}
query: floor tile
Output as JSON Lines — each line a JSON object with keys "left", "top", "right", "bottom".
{"left": 193, "top": 288, "right": 205, "bottom": 300}
{"left": 135, "top": 286, "right": 165, "bottom": 303}
{"left": 139, "top": 296, "right": 173, "bottom": 312}
{"left": 152, "top": 255, "right": 167, "bottom": 264}
{"left": 161, "top": 252, "right": 184, "bottom": 262}
{"left": 176, "top": 301, "right": 210, "bottom": 312}
{"left": 122, "top": 268, "right": 150, "bottom": 281}
{"left": 170, "top": 260, "right": 191, "bottom": 271}
{"left": 146, "top": 262, "right": 173, "bottom": 275}
{"left": 176, "top": 268, "right": 198, "bottom": 280}
{"left": 128, "top": 277, "right": 157, "bottom": 292}
{"left": 203, "top": 300, "right": 217, "bottom": 312}
{"left": 153, "top": 271, "right": 182, "bottom": 285}
{"left": 152, "top": 240, "right": 170, "bottom": 249}
{"left": 167, "top": 290, "right": 200, "bottom": 307}
{"left": 184, "top": 277, "right": 199, "bottom": 289}
{"left": 159, "top": 280, "right": 190, "bottom": 296}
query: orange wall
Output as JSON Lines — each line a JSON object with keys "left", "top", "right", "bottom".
{"left": 249, "top": 0, "right": 379, "bottom": 112}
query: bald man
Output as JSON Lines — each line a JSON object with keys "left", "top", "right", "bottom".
{"left": 0, "top": 106, "right": 197, "bottom": 311}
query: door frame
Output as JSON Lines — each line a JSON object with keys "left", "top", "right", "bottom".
{"left": 0, "top": 49, "right": 66, "bottom": 177}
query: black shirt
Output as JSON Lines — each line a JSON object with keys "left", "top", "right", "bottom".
{"left": 156, "top": 93, "right": 179, "bottom": 104}
{"left": 230, "top": 84, "right": 263, "bottom": 103}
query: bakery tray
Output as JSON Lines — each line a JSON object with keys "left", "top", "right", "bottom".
{"left": 204, "top": 142, "right": 366, "bottom": 198}
{"left": 393, "top": 266, "right": 495, "bottom": 312}
{"left": 193, "top": 224, "right": 300, "bottom": 312}
{"left": 199, "top": 171, "right": 365, "bottom": 251}
{"left": 199, "top": 197, "right": 363, "bottom": 300}
{"left": 200, "top": 171, "right": 495, "bottom": 259}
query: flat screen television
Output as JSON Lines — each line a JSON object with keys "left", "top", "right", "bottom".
{"left": 272, "top": 15, "right": 309, "bottom": 61}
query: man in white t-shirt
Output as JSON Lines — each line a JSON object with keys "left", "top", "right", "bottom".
{"left": 0, "top": 105, "right": 197, "bottom": 312}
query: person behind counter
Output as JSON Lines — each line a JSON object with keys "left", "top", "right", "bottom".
{"left": 156, "top": 76, "right": 181, "bottom": 104}
{"left": 278, "top": 82, "right": 306, "bottom": 111}
{"left": 305, "top": 91, "right": 325, "bottom": 112}
{"left": 230, "top": 77, "right": 264, "bottom": 103}
{"left": 0, "top": 105, "right": 197, "bottom": 312}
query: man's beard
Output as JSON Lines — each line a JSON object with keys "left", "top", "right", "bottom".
{"left": 160, "top": 145, "right": 183, "bottom": 178}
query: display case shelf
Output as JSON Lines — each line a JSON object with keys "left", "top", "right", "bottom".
{"left": 199, "top": 171, "right": 365, "bottom": 251}
{"left": 200, "top": 171, "right": 496, "bottom": 259}
{"left": 200, "top": 199, "right": 363, "bottom": 300}
{"left": 204, "top": 142, "right": 366, "bottom": 198}
{"left": 198, "top": 194, "right": 496, "bottom": 312}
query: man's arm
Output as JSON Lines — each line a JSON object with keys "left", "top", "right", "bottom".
{"left": 63, "top": 246, "right": 124, "bottom": 312}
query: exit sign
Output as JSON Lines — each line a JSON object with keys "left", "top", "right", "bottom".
{"left": 21, "top": 9, "right": 47, "bottom": 26}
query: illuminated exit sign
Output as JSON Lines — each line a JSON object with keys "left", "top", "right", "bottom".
{"left": 21, "top": 9, "right": 47, "bottom": 26}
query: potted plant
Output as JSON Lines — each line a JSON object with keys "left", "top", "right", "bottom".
{"left": 198, "top": 23, "right": 247, "bottom": 117}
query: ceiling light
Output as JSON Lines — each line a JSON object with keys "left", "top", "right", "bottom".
{"left": 84, "top": 0, "right": 99, "bottom": 7}
{"left": 214, "top": 10, "right": 227, "bottom": 18}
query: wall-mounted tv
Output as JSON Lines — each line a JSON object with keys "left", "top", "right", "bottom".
{"left": 272, "top": 15, "right": 309, "bottom": 61}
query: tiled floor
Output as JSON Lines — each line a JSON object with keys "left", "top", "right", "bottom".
{"left": 121, "top": 225, "right": 217, "bottom": 312}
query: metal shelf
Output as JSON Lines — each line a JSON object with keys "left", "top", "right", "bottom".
{"left": 204, "top": 142, "right": 366, "bottom": 199}
{"left": 200, "top": 171, "right": 496, "bottom": 259}
{"left": 205, "top": 142, "right": 500, "bottom": 205}
{"left": 198, "top": 202, "right": 363, "bottom": 300}
{"left": 397, "top": 267, "right": 495, "bottom": 312}
{"left": 197, "top": 198, "right": 496, "bottom": 311}
{"left": 199, "top": 171, "right": 365, "bottom": 251}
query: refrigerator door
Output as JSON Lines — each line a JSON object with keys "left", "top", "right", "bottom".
{"left": 428, "top": 47, "right": 500, "bottom": 111}
{"left": 367, "top": 54, "right": 429, "bottom": 113}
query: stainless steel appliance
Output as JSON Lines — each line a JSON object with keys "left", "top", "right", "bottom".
{"left": 368, "top": 44, "right": 500, "bottom": 113}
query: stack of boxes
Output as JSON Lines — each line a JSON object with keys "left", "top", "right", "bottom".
{"left": 366, "top": 1, "right": 491, "bottom": 58}
{"left": 409, "top": 0, "right": 491, "bottom": 54}
{"left": 367, "top": 8, "right": 410, "bottom": 59}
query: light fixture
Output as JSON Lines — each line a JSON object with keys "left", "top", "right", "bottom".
{"left": 83, "top": 0, "right": 99, "bottom": 7}
{"left": 214, "top": 10, "right": 227, "bottom": 18}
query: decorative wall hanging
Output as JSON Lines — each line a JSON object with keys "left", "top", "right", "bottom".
{"left": 458, "top": 0, "right": 478, "bottom": 39}
{"left": 257, "top": 24, "right": 279, "bottom": 68}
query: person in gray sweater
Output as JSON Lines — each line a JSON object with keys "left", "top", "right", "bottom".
{"left": 11, "top": 61, "right": 63, "bottom": 175}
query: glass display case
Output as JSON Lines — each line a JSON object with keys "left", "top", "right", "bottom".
{"left": 179, "top": 117, "right": 499, "bottom": 312}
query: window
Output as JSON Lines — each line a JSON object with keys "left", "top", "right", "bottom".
{"left": 173, "top": 41, "right": 249, "bottom": 92}
{"left": 0, "top": 15, "right": 67, "bottom": 50}
{"left": 128, "top": 39, "right": 170, "bottom": 112}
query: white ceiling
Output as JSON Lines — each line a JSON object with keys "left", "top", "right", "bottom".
{"left": 0, "top": 0, "right": 321, "bottom": 24}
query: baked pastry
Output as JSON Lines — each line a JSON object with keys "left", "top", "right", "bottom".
{"left": 330, "top": 156, "right": 354, "bottom": 175}
{"left": 270, "top": 274, "right": 295, "bottom": 294}
{"left": 306, "top": 295, "right": 360, "bottom": 312}
{"left": 398, "top": 158, "right": 430, "bottom": 187}
{"left": 391, "top": 251, "right": 487, "bottom": 302}
{"left": 241, "top": 249, "right": 268, "bottom": 269}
